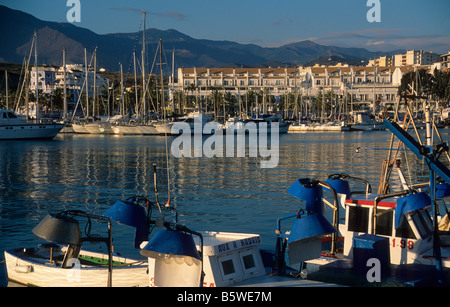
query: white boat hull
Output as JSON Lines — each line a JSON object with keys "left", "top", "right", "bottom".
{"left": 4, "top": 247, "right": 149, "bottom": 287}
{"left": 0, "top": 123, "right": 64, "bottom": 140}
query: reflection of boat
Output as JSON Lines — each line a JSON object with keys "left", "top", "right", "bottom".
{"left": 0, "top": 109, "right": 64, "bottom": 140}
{"left": 4, "top": 204, "right": 150, "bottom": 287}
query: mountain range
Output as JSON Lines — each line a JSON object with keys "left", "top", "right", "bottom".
{"left": 0, "top": 5, "right": 404, "bottom": 72}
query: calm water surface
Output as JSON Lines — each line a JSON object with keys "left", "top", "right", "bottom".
{"left": 1, "top": 130, "right": 446, "bottom": 286}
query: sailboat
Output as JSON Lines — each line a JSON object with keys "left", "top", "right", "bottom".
{"left": 1, "top": 32, "right": 64, "bottom": 140}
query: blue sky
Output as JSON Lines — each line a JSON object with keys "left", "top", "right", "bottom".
{"left": 2, "top": 0, "right": 450, "bottom": 52}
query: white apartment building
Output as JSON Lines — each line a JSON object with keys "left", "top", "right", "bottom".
{"left": 440, "top": 51, "right": 450, "bottom": 70}
{"left": 368, "top": 50, "right": 440, "bottom": 67}
{"left": 394, "top": 50, "right": 440, "bottom": 66}
{"left": 30, "top": 64, "right": 108, "bottom": 97}
{"left": 30, "top": 66, "right": 56, "bottom": 93}
{"left": 54, "top": 64, "right": 109, "bottom": 97}
{"left": 173, "top": 65, "right": 400, "bottom": 107}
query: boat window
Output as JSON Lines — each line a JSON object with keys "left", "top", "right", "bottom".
{"left": 411, "top": 210, "right": 432, "bottom": 238}
{"left": 375, "top": 209, "right": 393, "bottom": 236}
{"left": 221, "top": 259, "right": 236, "bottom": 275}
{"left": 348, "top": 206, "right": 370, "bottom": 233}
{"left": 2, "top": 113, "right": 7, "bottom": 118}
{"left": 395, "top": 216, "right": 416, "bottom": 239}
{"left": 242, "top": 254, "right": 256, "bottom": 270}
{"left": 7, "top": 112, "right": 17, "bottom": 118}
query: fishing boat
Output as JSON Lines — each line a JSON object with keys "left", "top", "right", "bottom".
{"left": 143, "top": 229, "right": 339, "bottom": 287}
{"left": 291, "top": 173, "right": 450, "bottom": 285}
{"left": 0, "top": 109, "right": 64, "bottom": 140}
{"left": 274, "top": 98, "right": 450, "bottom": 285}
{"left": 4, "top": 243, "right": 148, "bottom": 287}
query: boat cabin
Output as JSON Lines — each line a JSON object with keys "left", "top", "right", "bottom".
{"left": 340, "top": 193, "right": 437, "bottom": 266}
{"left": 0, "top": 109, "right": 24, "bottom": 125}
{"left": 146, "top": 231, "right": 266, "bottom": 287}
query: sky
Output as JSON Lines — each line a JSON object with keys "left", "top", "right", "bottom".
{"left": 2, "top": 0, "right": 450, "bottom": 53}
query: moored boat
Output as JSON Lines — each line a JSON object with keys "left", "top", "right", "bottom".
{"left": 0, "top": 109, "right": 64, "bottom": 140}
{"left": 3, "top": 196, "right": 161, "bottom": 287}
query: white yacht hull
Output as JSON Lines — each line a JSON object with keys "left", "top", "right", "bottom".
{"left": 0, "top": 123, "right": 64, "bottom": 140}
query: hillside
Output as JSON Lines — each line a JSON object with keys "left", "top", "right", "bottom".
{"left": 0, "top": 5, "right": 403, "bottom": 72}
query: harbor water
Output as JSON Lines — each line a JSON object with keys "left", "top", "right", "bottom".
{"left": 0, "top": 130, "right": 443, "bottom": 286}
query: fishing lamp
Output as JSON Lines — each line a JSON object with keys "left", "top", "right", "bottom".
{"left": 395, "top": 192, "right": 431, "bottom": 228}
{"left": 141, "top": 226, "right": 203, "bottom": 287}
{"left": 326, "top": 175, "right": 351, "bottom": 197}
{"left": 288, "top": 178, "right": 324, "bottom": 214}
{"left": 104, "top": 196, "right": 151, "bottom": 248}
{"left": 287, "top": 212, "right": 336, "bottom": 265}
{"left": 32, "top": 213, "right": 81, "bottom": 245}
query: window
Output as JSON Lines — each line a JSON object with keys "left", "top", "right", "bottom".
{"left": 242, "top": 254, "right": 255, "bottom": 270}
{"left": 395, "top": 216, "right": 416, "bottom": 239}
{"left": 411, "top": 210, "right": 432, "bottom": 239}
{"left": 348, "top": 206, "right": 369, "bottom": 233}
{"left": 375, "top": 209, "right": 393, "bottom": 236}
{"left": 221, "top": 259, "right": 235, "bottom": 275}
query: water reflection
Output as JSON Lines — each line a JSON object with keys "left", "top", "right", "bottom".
{"left": 1, "top": 130, "right": 448, "bottom": 286}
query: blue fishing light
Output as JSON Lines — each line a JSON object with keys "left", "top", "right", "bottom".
{"left": 104, "top": 199, "right": 149, "bottom": 248}
{"left": 140, "top": 229, "right": 201, "bottom": 261}
{"left": 325, "top": 177, "right": 351, "bottom": 197}
{"left": 288, "top": 213, "right": 336, "bottom": 244}
{"left": 288, "top": 178, "right": 324, "bottom": 214}
{"left": 395, "top": 192, "right": 431, "bottom": 228}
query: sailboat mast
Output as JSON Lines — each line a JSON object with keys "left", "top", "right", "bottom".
{"left": 133, "top": 51, "right": 139, "bottom": 116}
{"left": 34, "top": 31, "right": 39, "bottom": 120}
{"left": 5, "top": 70, "right": 8, "bottom": 110}
{"left": 63, "top": 48, "right": 67, "bottom": 119}
{"left": 85, "top": 48, "right": 89, "bottom": 118}
{"left": 171, "top": 49, "right": 175, "bottom": 112}
{"left": 160, "top": 39, "right": 165, "bottom": 117}
{"left": 93, "top": 47, "right": 97, "bottom": 117}
{"left": 142, "top": 11, "right": 147, "bottom": 122}
{"left": 120, "top": 63, "right": 124, "bottom": 117}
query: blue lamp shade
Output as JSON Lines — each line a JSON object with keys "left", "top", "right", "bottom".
{"left": 141, "top": 229, "right": 202, "bottom": 287}
{"left": 326, "top": 177, "right": 351, "bottom": 197}
{"left": 288, "top": 213, "right": 336, "bottom": 244}
{"left": 395, "top": 192, "right": 431, "bottom": 228}
{"left": 140, "top": 229, "right": 201, "bottom": 263}
{"left": 436, "top": 183, "right": 450, "bottom": 198}
{"left": 32, "top": 214, "right": 81, "bottom": 245}
{"left": 287, "top": 213, "right": 336, "bottom": 264}
{"left": 288, "top": 178, "right": 324, "bottom": 214}
{"left": 104, "top": 200, "right": 149, "bottom": 248}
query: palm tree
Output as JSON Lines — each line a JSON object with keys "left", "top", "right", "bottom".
{"left": 185, "top": 83, "right": 198, "bottom": 109}
{"left": 209, "top": 89, "right": 223, "bottom": 120}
